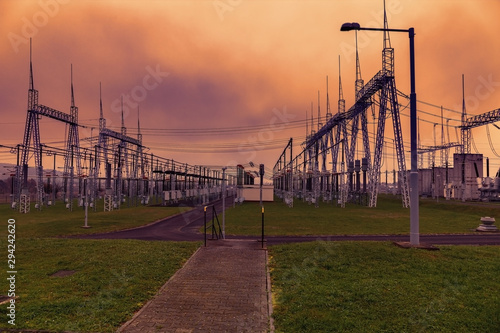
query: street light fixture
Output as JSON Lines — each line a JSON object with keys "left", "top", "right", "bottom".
{"left": 341, "top": 22, "right": 419, "bottom": 245}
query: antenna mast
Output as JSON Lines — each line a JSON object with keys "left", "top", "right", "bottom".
{"left": 355, "top": 31, "right": 363, "bottom": 100}
{"left": 70, "top": 64, "right": 75, "bottom": 108}
{"left": 305, "top": 110, "right": 308, "bottom": 139}
{"left": 137, "top": 106, "right": 142, "bottom": 144}
{"left": 121, "top": 96, "right": 126, "bottom": 136}
{"left": 310, "top": 102, "right": 314, "bottom": 136}
{"left": 461, "top": 74, "right": 470, "bottom": 154}
{"left": 338, "top": 55, "right": 345, "bottom": 114}
{"left": 29, "top": 39, "right": 34, "bottom": 91}
{"left": 99, "top": 82, "right": 106, "bottom": 131}
{"left": 326, "top": 76, "right": 332, "bottom": 119}
{"left": 317, "top": 91, "right": 322, "bottom": 130}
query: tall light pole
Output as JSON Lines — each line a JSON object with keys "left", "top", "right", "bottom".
{"left": 341, "top": 22, "right": 419, "bottom": 245}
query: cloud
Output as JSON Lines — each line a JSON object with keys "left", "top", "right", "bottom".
{"left": 1, "top": 0, "right": 500, "bottom": 170}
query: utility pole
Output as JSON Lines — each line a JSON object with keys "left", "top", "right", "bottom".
{"left": 222, "top": 167, "right": 227, "bottom": 239}
{"left": 259, "top": 164, "right": 265, "bottom": 207}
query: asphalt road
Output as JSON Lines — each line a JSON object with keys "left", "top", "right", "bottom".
{"left": 75, "top": 198, "right": 500, "bottom": 246}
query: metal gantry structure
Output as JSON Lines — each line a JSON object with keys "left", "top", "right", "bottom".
{"left": 18, "top": 41, "right": 83, "bottom": 212}
{"left": 273, "top": 20, "right": 500, "bottom": 208}
{"left": 274, "top": 10, "right": 410, "bottom": 208}
{"left": 461, "top": 107, "right": 500, "bottom": 153}
{"left": 12, "top": 40, "right": 237, "bottom": 213}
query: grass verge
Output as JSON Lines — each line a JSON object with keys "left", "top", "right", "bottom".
{"left": 224, "top": 195, "right": 500, "bottom": 235}
{"left": 269, "top": 241, "right": 500, "bottom": 332}
{"left": 0, "top": 202, "right": 190, "bottom": 238}
{"left": 0, "top": 238, "right": 199, "bottom": 332}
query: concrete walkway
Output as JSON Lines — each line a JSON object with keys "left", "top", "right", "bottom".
{"left": 118, "top": 239, "right": 271, "bottom": 333}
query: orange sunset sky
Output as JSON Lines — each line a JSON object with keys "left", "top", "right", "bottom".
{"left": 1, "top": 0, "right": 500, "bottom": 174}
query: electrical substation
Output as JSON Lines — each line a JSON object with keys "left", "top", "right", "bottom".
{"left": 2, "top": 8, "right": 500, "bottom": 216}
{"left": 273, "top": 11, "right": 500, "bottom": 209}
{"left": 3, "top": 41, "right": 257, "bottom": 213}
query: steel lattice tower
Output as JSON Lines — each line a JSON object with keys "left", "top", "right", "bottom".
{"left": 461, "top": 75, "right": 471, "bottom": 154}
{"left": 19, "top": 41, "right": 83, "bottom": 211}
{"left": 19, "top": 40, "right": 42, "bottom": 210}
{"left": 289, "top": 3, "right": 410, "bottom": 209}
{"left": 368, "top": 6, "right": 409, "bottom": 208}
{"left": 337, "top": 60, "right": 348, "bottom": 207}
{"left": 63, "top": 65, "right": 82, "bottom": 210}
{"left": 95, "top": 89, "right": 143, "bottom": 210}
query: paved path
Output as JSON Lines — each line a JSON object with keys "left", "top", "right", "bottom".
{"left": 75, "top": 199, "right": 231, "bottom": 242}
{"left": 118, "top": 239, "right": 271, "bottom": 333}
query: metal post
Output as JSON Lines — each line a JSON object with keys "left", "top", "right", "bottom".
{"left": 259, "top": 164, "right": 264, "bottom": 207}
{"left": 53, "top": 153, "right": 56, "bottom": 205}
{"left": 261, "top": 206, "right": 265, "bottom": 248}
{"left": 408, "top": 28, "right": 419, "bottom": 245}
{"left": 39, "top": 144, "right": 43, "bottom": 209}
{"left": 82, "top": 177, "right": 91, "bottom": 228}
{"left": 204, "top": 205, "right": 207, "bottom": 247}
{"left": 486, "top": 157, "right": 489, "bottom": 178}
{"left": 222, "top": 167, "right": 226, "bottom": 239}
{"left": 14, "top": 145, "right": 20, "bottom": 208}
{"left": 70, "top": 145, "right": 74, "bottom": 212}
{"left": 94, "top": 145, "right": 98, "bottom": 211}
{"left": 340, "top": 23, "right": 419, "bottom": 243}
{"left": 212, "top": 208, "right": 215, "bottom": 239}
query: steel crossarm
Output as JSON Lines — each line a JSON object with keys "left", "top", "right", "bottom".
{"left": 305, "top": 71, "right": 390, "bottom": 150}
{"left": 460, "top": 108, "right": 500, "bottom": 154}
{"left": 100, "top": 128, "right": 141, "bottom": 146}
{"left": 461, "top": 108, "right": 500, "bottom": 129}
{"left": 417, "top": 142, "right": 461, "bottom": 154}
{"left": 34, "top": 104, "right": 76, "bottom": 124}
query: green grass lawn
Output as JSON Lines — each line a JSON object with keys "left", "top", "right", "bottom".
{"left": 270, "top": 241, "right": 500, "bottom": 332}
{"left": 0, "top": 238, "right": 200, "bottom": 332}
{"left": 1, "top": 195, "right": 499, "bottom": 332}
{"left": 0, "top": 202, "right": 190, "bottom": 238}
{"left": 0, "top": 202, "right": 199, "bottom": 331}
{"left": 223, "top": 195, "right": 500, "bottom": 235}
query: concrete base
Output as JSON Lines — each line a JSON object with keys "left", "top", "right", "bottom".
{"left": 476, "top": 216, "right": 498, "bottom": 232}
{"left": 393, "top": 241, "right": 439, "bottom": 251}
{"left": 476, "top": 225, "right": 499, "bottom": 232}
{"left": 80, "top": 225, "right": 92, "bottom": 229}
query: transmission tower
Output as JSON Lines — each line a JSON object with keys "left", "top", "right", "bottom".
{"left": 63, "top": 65, "right": 82, "bottom": 210}
{"left": 136, "top": 106, "right": 146, "bottom": 204}
{"left": 366, "top": 3, "right": 409, "bottom": 208}
{"left": 289, "top": 2, "right": 410, "bottom": 208}
{"left": 19, "top": 39, "right": 41, "bottom": 211}
{"left": 337, "top": 57, "right": 348, "bottom": 207}
{"left": 95, "top": 89, "right": 144, "bottom": 211}
{"left": 19, "top": 40, "right": 83, "bottom": 212}
{"left": 461, "top": 75, "right": 471, "bottom": 154}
